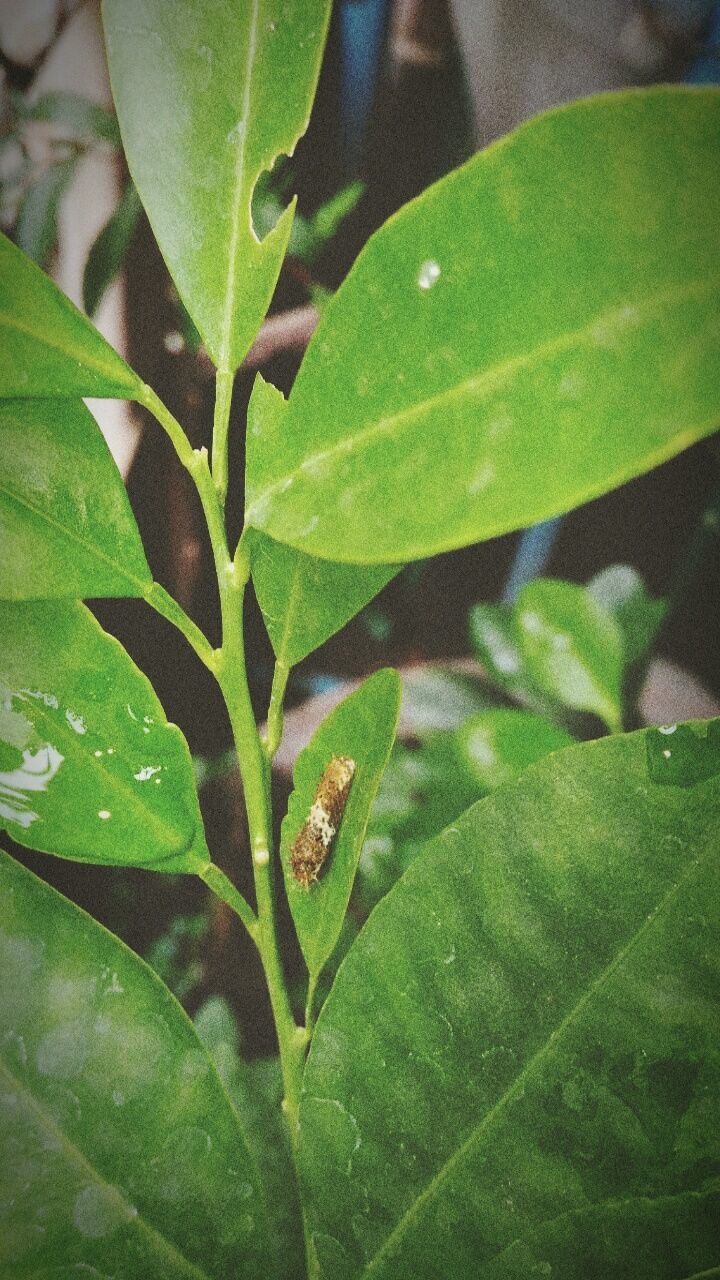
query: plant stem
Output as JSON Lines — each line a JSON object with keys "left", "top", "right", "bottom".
{"left": 304, "top": 970, "right": 319, "bottom": 1037}
{"left": 166, "top": 381, "right": 312, "bottom": 1269}
{"left": 264, "top": 660, "right": 290, "bottom": 760}
{"left": 212, "top": 367, "right": 235, "bottom": 505}
{"left": 139, "top": 383, "right": 196, "bottom": 470}
{"left": 199, "top": 862, "right": 258, "bottom": 939}
{"left": 144, "top": 582, "right": 217, "bottom": 672}
{"left": 216, "top": 537, "right": 306, "bottom": 1131}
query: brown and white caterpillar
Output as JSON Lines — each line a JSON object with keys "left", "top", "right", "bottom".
{"left": 290, "top": 755, "right": 356, "bottom": 890}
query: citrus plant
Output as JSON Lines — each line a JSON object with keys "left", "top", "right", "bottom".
{"left": 1, "top": 3, "right": 719, "bottom": 1277}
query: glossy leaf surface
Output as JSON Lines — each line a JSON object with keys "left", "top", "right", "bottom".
{"left": 103, "top": 0, "right": 331, "bottom": 369}
{"left": 459, "top": 708, "right": 574, "bottom": 790}
{"left": 586, "top": 563, "right": 666, "bottom": 666}
{"left": 0, "top": 601, "right": 210, "bottom": 872}
{"left": 0, "top": 850, "right": 269, "bottom": 1278}
{"left": 0, "top": 232, "right": 140, "bottom": 398}
{"left": 280, "top": 670, "right": 401, "bottom": 976}
{"left": 247, "top": 375, "right": 400, "bottom": 665}
{"left": 514, "top": 579, "right": 624, "bottom": 731}
{"left": 300, "top": 721, "right": 720, "bottom": 1278}
{"left": 0, "top": 398, "right": 151, "bottom": 600}
{"left": 247, "top": 88, "right": 720, "bottom": 562}
{"left": 646, "top": 719, "right": 720, "bottom": 787}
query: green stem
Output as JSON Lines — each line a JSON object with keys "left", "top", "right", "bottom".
{"left": 304, "top": 970, "right": 319, "bottom": 1038}
{"left": 212, "top": 367, "right": 235, "bottom": 505}
{"left": 264, "top": 660, "right": 290, "bottom": 760}
{"left": 200, "top": 862, "right": 258, "bottom": 940}
{"left": 139, "top": 383, "right": 196, "bottom": 470}
{"left": 144, "top": 582, "right": 217, "bottom": 672}
{"left": 156, "top": 376, "right": 311, "bottom": 1267}
{"left": 216, "top": 538, "right": 306, "bottom": 1133}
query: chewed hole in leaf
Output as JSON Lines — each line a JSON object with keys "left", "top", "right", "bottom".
{"left": 250, "top": 155, "right": 294, "bottom": 243}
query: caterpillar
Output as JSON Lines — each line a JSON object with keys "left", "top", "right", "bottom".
{"left": 290, "top": 755, "right": 356, "bottom": 890}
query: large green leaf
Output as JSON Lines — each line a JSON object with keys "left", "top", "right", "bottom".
{"left": 0, "top": 601, "right": 210, "bottom": 872}
{"left": 280, "top": 670, "right": 401, "bottom": 976}
{"left": 514, "top": 579, "right": 625, "bottom": 732}
{"left": 247, "top": 376, "right": 399, "bottom": 666}
{"left": 0, "top": 849, "right": 269, "bottom": 1278}
{"left": 0, "top": 232, "right": 140, "bottom": 398}
{"left": 246, "top": 87, "right": 720, "bottom": 563}
{"left": 0, "top": 398, "right": 151, "bottom": 600}
{"left": 103, "top": 0, "right": 332, "bottom": 370}
{"left": 299, "top": 720, "right": 720, "bottom": 1279}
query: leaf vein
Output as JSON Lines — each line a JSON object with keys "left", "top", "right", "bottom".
{"left": 0, "top": 480, "right": 147, "bottom": 595}
{"left": 0, "top": 1056, "right": 213, "bottom": 1280}
{"left": 362, "top": 840, "right": 711, "bottom": 1276}
{"left": 246, "top": 274, "right": 720, "bottom": 524}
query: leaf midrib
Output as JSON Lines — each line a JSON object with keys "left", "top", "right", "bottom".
{"left": 217, "top": 0, "right": 259, "bottom": 371}
{"left": 482, "top": 1184, "right": 720, "bottom": 1277}
{"left": 246, "top": 273, "right": 720, "bottom": 523}
{"left": 0, "top": 479, "right": 149, "bottom": 595}
{"left": 0, "top": 1055, "right": 212, "bottom": 1280}
{"left": 276, "top": 556, "right": 305, "bottom": 667}
{"left": 5, "top": 641, "right": 201, "bottom": 866}
{"left": 361, "top": 834, "right": 711, "bottom": 1276}
{"left": 0, "top": 309, "right": 137, "bottom": 392}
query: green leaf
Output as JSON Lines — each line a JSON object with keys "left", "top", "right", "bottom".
{"left": 83, "top": 181, "right": 142, "bottom": 317}
{"left": 16, "top": 90, "right": 121, "bottom": 145}
{"left": 15, "top": 157, "right": 78, "bottom": 267}
{"left": 458, "top": 708, "right": 575, "bottom": 790}
{"left": 247, "top": 376, "right": 399, "bottom": 665}
{"left": 586, "top": 563, "right": 666, "bottom": 666}
{"left": 310, "top": 181, "right": 364, "bottom": 250}
{"left": 514, "top": 579, "right": 625, "bottom": 731}
{"left": 250, "top": 529, "right": 400, "bottom": 666}
{"left": 299, "top": 721, "right": 720, "bottom": 1279}
{"left": 357, "top": 733, "right": 486, "bottom": 918}
{"left": 469, "top": 603, "right": 530, "bottom": 699}
{"left": 280, "top": 670, "right": 401, "bottom": 976}
{"left": 194, "top": 999, "right": 305, "bottom": 1280}
{"left": 0, "top": 601, "right": 210, "bottom": 873}
{"left": 246, "top": 87, "right": 720, "bottom": 563}
{"left": 103, "top": 0, "right": 332, "bottom": 370}
{"left": 0, "top": 849, "right": 270, "bottom": 1278}
{"left": 0, "top": 397, "right": 152, "bottom": 600}
{"left": 646, "top": 719, "right": 720, "bottom": 787}
{"left": 0, "top": 231, "right": 141, "bottom": 398}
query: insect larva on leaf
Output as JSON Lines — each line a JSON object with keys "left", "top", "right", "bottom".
{"left": 290, "top": 755, "right": 356, "bottom": 890}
